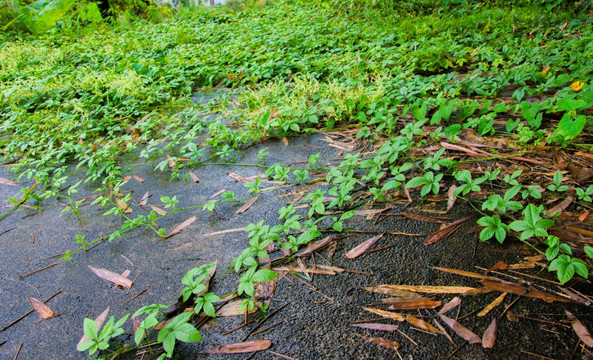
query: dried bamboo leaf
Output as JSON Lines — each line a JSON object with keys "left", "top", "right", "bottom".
{"left": 236, "top": 196, "right": 259, "bottom": 215}
{"left": 486, "top": 261, "right": 507, "bottom": 274}
{"left": 362, "top": 307, "right": 405, "bottom": 322}
{"left": 477, "top": 293, "right": 507, "bottom": 317}
{"left": 437, "top": 297, "right": 461, "bottom": 316}
{"left": 354, "top": 207, "right": 391, "bottom": 216}
{"left": 132, "top": 175, "right": 145, "bottom": 183}
{"left": 346, "top": 234, "right": 384, "bottom": 259}
{"left": 425, "top": 217, "right": 469, "bottom": 245}
{"left": 439, "top": 315, "right": 481, "bottom": 344}
{"left": 401, "top": 212, "right": 450, "bottom": 223}
{"left": 406, "top": 315, "right": 441, "bottom": 334}
{"left": 149, "top": 205, "right": 167, "bottom": 216}
{"left": 566, "top": 311, "right": 593, "bottom": 347}
{"left": 367, "top": 284, "right": 477, "bottom": 295}
{"left": 0, "top": 178, "right": 17, "bottom": 185}
{"left": 434, "top": 318, "right": 455, "bottom": 344}
{"left": 447, "top": 185, "right": 457, "bottom": 212}
{"left": 167, "top": 216, "right": 197, "bottom": 237}
{"left": 383, "top": 299, "right": 441, "bottom": 310}
{"left": 363, "top": 286, "right": 423, "bottom": 298}
{"left": 479, "top": 279, "right": 569, "bottom": 302}
{"left": 77, "top": 307, "right": 109, "bottom": 348}
{"left": 28, "top": 297, "right": 54, "bottom": 319}
{"left": 482, "top": 318, "right": 497, "bottom": 349}
{"left": 138, "top": 191, "right": 150, "bottom": 206}
{"left": 294, "top": 236, "right": 332, "bottom": 257}
{"left": 352, "top": 323, "right": 399, "bottom": 332}
{"left": 354, "top": 333, "right": 400, "bottom": 351}
{"left": 216, "top": 300, "right": 259, "bottom": 317}
{"left": 544, "top": 196, "right": 573, "bottom": 218}
{"left": 204, "top": 339, "right": 272, "bottom": 354}
{"left": 432, "top": 266, "right": 487, "bottom": 279}
{"left": 89, "top": 266, "right": 132, "bottom": 288}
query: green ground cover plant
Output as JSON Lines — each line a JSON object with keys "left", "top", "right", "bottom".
{"left": 1, "top": 0, "right": 593, "bottom": 357}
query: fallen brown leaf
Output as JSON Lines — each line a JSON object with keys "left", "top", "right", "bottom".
{"left": 355, "top": 333, "right": 400, "bottom": 351}
{"left": 406, "top": 315, "right": 441, "bottom": 334}
{"left": 425, "top": 217, "right": 469, "bottom": 245}
{"left": 544, "top": 196, "right": 573, "bottom": 218}
{"left": 477, "top": 293, "right": 507, "bottom": 317}
{"left": 346, "top": 234, "right": 384, "bottom": 259}
{"left": 0, "top": 178, "right": 17, "bottom": 185}
{"left": 166, "top": 155, "right": 175, "bottom": 170}
{"left": 236, "top": 196, "right": 259, "bottom": 215}
{"left": 486, "top": 261, "right": 508, "bottom": 274}
{"left": 132, "top": 175, "right": 145, "bottom": 183}
{"left": 439, "top": 315, "right": 481, "bottom": 344}
{"left": 352, "top": 323, "right": 399, "bottom": 332}
{"left": 479, "top": 279, "right": 569, "bottom": 302}
{"left": 482, "top": 318, "right": 497, "bottom": 349}
{"left": 294, "top": 236, "right": 333, "bottom": 257}
{"left": 367, "top": 284, "right": 477, "bottom": 295}
{"left": 204, "top": 339, "right": 272, "bottom": 354}
{"left": 167, "top": 216, "right": 197, "bottom": 237}
{"left": 354, "top": 207, "right": 391, "bottom": 216}
{"left": 28, "top": 297, "right": 54, "bottom": 319}
{"left": 362, "top": 307, "right": 405, "bottom": 322}
{"left": 77, "top": 307, "right": 110, "bottom": 348}
{"left": 432, "top": 266, "right": 488, "bottom": 279}
{"left": 89, "top": 266, "right": 132, "bottom": 288}
{"left": 382, "top": 299, "right": 441, "bottom": 310}
{"left": 216, "top": 300, "right": 259, "bottom": 317}
{"left": 363, "top": 286, "right": 424, "bottom": 298}
{"left": 437, "top": 297, "right": 461, "bottom": 316}
{"left": 149, "top": 205, "right": 167, "bottom": 216}
{"left": 138, "top": 192, "right": 150, "bottom": 206}
{"left": 566, "top": 311, "right": 593, "bottom": 347}
{"left": 447, "top": 185, "right": 457, "bottom": 212}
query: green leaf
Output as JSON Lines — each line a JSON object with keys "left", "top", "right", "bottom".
{"left": 83, "top": 318, "right": 98, "bottom": 340}
{"left": 162, "top": 333, "right": 176, "bottom": 357}
{"left": 585, "top": 246, "right": 593, "bottom": 259}
{"left": 405, "top": 176, "right": 427, "bottom": 189}
{"left": 252, "top": 269, "right": 278, "bottom": 283}
{"left": 77, "top": 340, "right": 95, "bottom": 352}
{"left": 174, "top": 323, "right": 202, "bottom": 343}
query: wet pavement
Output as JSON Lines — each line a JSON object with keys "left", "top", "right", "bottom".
{"left": 1, "top": 94, "right": 592, "bottom": 360}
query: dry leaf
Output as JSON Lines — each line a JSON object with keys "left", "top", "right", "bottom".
{"left": 447, "top": 185, "right": 457, "bottom": 212}
{"left": 364, "top": 286, "right": 423, "bottom": 298}
{"left": 227, "top": 172, "right": 249, "bottom": 183}
{"left": 566, "top": 225, "right": 593, "bottom": 237}
{"left": 566, "top": 311, "right": 593, "bottom": 347}
{"left": 354, "top": 333, "right": 400, "bottom": 351}
{"left": 282, "top": 137, "right": 288, "bottom": 146}
{"left": 346, "top": 234, "right": 384, "bottom": 259}
{"left": 354, "top": 207, "right": 391, "bottom": 216}
{"left": 167, "top": 216, "right": 197, "bottom": 237}
{"left": 115, "top": 198, "right": 132, "bottom": 214}
{"left": 406, "top": 315, "right": 441, "bottom": 334}
{"left": 544, "top": 196, "right": 573, "bottom": 218}
{"left": 189, "top": 173, "right": 200, "bottom": 183}
{"left": 122, "top": 175, "right": 131, "bottom": 183}
{"left": 294, "top": 236, "right": 332, "bottom": 257}
{"left": 477, "top": 293, "right": 507, "bottom": 317}
{"left": 132, "top": 317, "right": 141, "bottom": 334}
{"left": 139, "top": 192, "right": 150, "bottom": 206}
{"left": 0, "top": 178, "right": 18, "bottom": 185}
{"left": 204, "top": 339, "right": 272, "bottom": 354}
{"left": 434, "top": 318, "right": 455, "bottom": 344}
{"left": 382, "top": 299, "right": 441, "bottom": 310}
{"left": 486, "top": 261, "right": 508, "bottom": 274}
{"left": 89, "top": 266, "right": 132, "bottom": 288}
{"left": 362, "top": 307, "right": 405, "bottom": 322}
{"left": 367, "top": 284, "right": 477, "bottom": 295}
{"left": 77, "top": 307, "right": 109, "bottom": 348}
{"left": 425, "top": 217, "right": 469, "bottom": 245}
{"left": 432, "top": 266, "right": 488, "bottom": 279}
{"left": 439, "top": 315, "right": 481, "bottom": 344}
{"left": 28, "top": 297, "right": 54, "bottom": 319}
{"left": 437, "top": 297, "right": 461, "bottom": 316}
{"left": 216, "top": 300, "right": 259, "bottom": 317}
{"left": 166, "top": 155, "right": 175, "bottom": 170}
{"left": 327, "top": 241, "right": 337, "bottom": 262}
{"left": 479, "top": 279, "right": 569, "bottom": 302}
{"left": 236, "top": 196, "right": 259, "bottom": 215}
{"left": 441, "top": 141, "right": 485, "bottom": 158}
{"left": 149, "top": 205, "right": 167, "bottom": 216}
{"left": 352, "top": 323, "right": 399, "bottom": 332}
{"left": 482, "top": 318, "right": 497, "bottom": 349}
{"left": 209, "top": 189, "right": 226, "bottom": 199}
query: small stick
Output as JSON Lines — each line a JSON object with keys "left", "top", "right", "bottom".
{"left": 0, "top": 289, "right": 62, "bottom": 332}
{"left": 397, "top": 329, "right": 418, "bottom": 346}
{"left": 457, "top": 308, "right": 481, "bottom": 321}
{"left": 222, "top": 319, "right": 255, "bottom": 336}
{"left": 126, "top": 273, "right": 140, "bottom": 294}
{"left": 343, "top": 269, "right": 373, "bottom": 276}
{"left": 0, "top": 340, "right": 6, "bottom": 347}
{"left": 251, "top": 321, "right": 283, "bottom": 337}
{"left": 290, "top": 273, "right": 334, "bottom": 302}
{"left": 513, "top": 314, "right": 569, "bottom": 328}
{"left": 33, "top": 312, "right": 65, "bottom": 324}
{"left": 19, "top": 262, "right": 57, "bottom": 278}
{"left": 13, "top": 343, "right": 22, "bottom": 360}
{"left": 267, "top": 350, "right": 297, "bottom": 360}
{"left": 507, "top": 269, "right": 561, "bottom": 285}
{"left": 242, "top": 303, "right": 291, "bottom": 342}
{"left": 368, "top": 244, "right": 398, "bottom": 254}
{"left": 520, "top": 350, "right": 555, "bottom": 360}
{"left": 499, "top": 295, "right": 521, "bottom": 319}
{"left": 445, "top": 342, "right": 466, "bottom": 360}
{"left": 30, "top": 233, "right": 35, "bottom": 244}
{"left": 0, "top": 226, "right": 17, "bottom": 236}
{"left": 121, "top": 289, "right": 147, "bottom": 305}
{"left": 395, "top": 348, "right": 404, "bottom": 360}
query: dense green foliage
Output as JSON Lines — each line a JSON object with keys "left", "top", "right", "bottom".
{"left": 2, "top": 0, "right": 593, "bottom": 356}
